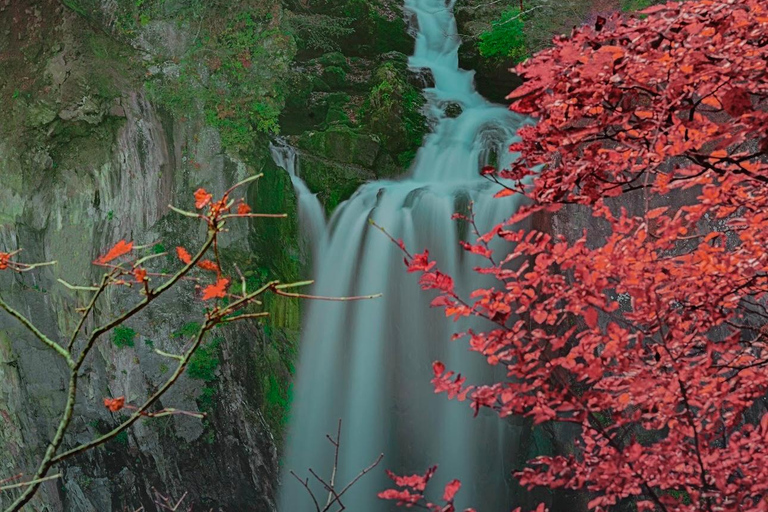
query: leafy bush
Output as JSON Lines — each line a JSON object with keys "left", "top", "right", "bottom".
{"left": 187, "top": 338, "right": 221, "bottom": 382}
{"left": 477, "top": 7, "right": 528, "bottom": 63}
{"left": 111, "top": 326, "right": 136, "bottom": 348}
{"left": 287, "top": 12, "right": 354, "bottom": 53}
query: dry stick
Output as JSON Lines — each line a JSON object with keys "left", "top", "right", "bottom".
{"left": 67, "top": 274, "right": 110, "bottom": 351}
{"left": 6, "top": 232, "right": 217, "bottom": 512}
{"left": 290, "top": 473, "right": 322, "bottom": 512}
{"left": 0, "top": 297, "right": 73, "bottom": 366}
{"left": 324, "top": 420, "right": 342, "bottom": 509}
{"left": 272, "top": 288, "right": 382, "bottom": 302}
{"left": 0, "top": 474, "right": 61, "bottom": 492}
{"left": 325, "top": 453, "right": 384, "bottom": 511}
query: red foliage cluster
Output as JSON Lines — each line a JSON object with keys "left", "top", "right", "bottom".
{"left": 91, "top": 184, "right": 261, "bottom": 301}
{"left": 384, "top": 1, "right": 768, "bottom": 511}
{"left": 103, "top": 396, "right": 125, "bottom": 412}
{"left": 379, "top": 466, "right": 472, "bottom": 512}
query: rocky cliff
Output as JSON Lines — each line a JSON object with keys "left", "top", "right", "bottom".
{"left": 0, "top": 0, "right": 422, "bottom": 509}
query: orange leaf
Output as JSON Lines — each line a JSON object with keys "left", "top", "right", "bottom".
{"left": 96, "top": 240, "right": 133, "bottom": 264}
{"left": 198, "top": 260, "right": 220, "bottom": 273}
{"left": 646, "top": 207, "right": 668, "bottom": 219}
{"left": 194, "top": 188, "right": 212, "bottom": 209}
{"left": 701, "top": 96, "right": 721, "bottom": 108}
{"left": 237, "top": 202, "right": 252, "bottom": 215}
{"left": 176, "top": 246, "right": 192, "bottom": 264}
{"left": 133, "top": 267, "right": 148, "bottom": 283}
{"left": 103, "top": 396, "right": 125, "bottom": 412}
{"left": 202, "top": 278, "right": 229, "bottom": 300}
{"left": 635, "top": 110, "right": 654, "bottom": 119}
{"left": 494, "top": 188, "right": 515, "bottom": 198}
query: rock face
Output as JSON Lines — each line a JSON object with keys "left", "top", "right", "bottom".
{"left": 0, "top": 1, "right": 299, "bottom": 510}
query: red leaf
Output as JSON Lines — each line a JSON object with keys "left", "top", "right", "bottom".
{"left": 237, "top": 202, "right": 252, "bottom": 215}
{"left": 584, "top": 307, "right": 598, "bottom": 329}
{"left": 194, "top": 188, "right": 213, "bottom": 209}
{"left": 721, "top": 88, "right": 752, "bottom": 117}
{"left": 176, "top": 246, "right": 192, "bottom": 265}
{"left": 197, "top": 259, "right": 219, "bottom": 272}
{"left": 202, "top": 278, "right": 229, "bottom": 300}
{"left": 493, "top": 188, "right": 515, "bottom": 198}
{"left": 133, "top": 267, "right": 147, "bottom": 283}
{"left": 96, "top": 240, "right": 133, "bottom": 264}
{"left": 103, "top": 396, "right": 125, "bottom": 412}
{"left": 443, "top": 479, "right": 461, "bottom": 502}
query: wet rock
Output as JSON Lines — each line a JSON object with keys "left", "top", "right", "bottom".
{"left": 444, "top": 101, "right": 463, "bottom": 118}
{"left": 406, "top": 66, "right": 435, "bottom": 89}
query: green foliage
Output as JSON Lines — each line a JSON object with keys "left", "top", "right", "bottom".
{"left": 145, "top": 9, "right": 295, "bottom": 153}
{"left": 360, "top": 62, "right": 427, "bottom": 167}
{"left": 621, "top": 0, "right": 660, "bottom": 11}
{"left": 144, "top": 338, "right": 154, "bottom": 348}
{"left": 257, "top": 338, "right": 298, "bottom": 439}
{"left": 114, "top": 430, "right": 129, "bottom": 446}
{"left": 187, "top": 338, "right": 221, "bottom": 382}
{"left": 172, "top": 321, "right": 202, "bottom": 339}
{"left": 478, "top": 7, "right": 528, "bottom": 63}
{"left": 112, "top": 326, "right": 136, "bottom": 348}
{"left": 287, "top": 12, "right": 354, "bottom": 53}
{"left": 321, "top": 66, "right": 347, "bottom": 90}
{"left": 196, "top": 384, "right": 217, "bottom": 412}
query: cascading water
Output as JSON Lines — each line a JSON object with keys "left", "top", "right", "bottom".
{"left": 269, "top": 140, "right": 327, "bottom": 258}
{"left": 279, "top": 1, "right": 529, "bottom": 510}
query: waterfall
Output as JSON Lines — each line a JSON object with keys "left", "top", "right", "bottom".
{"left": 269, "top": 140, "right": 326, "bottom": 259}
{"left": 278, "top": 0, "right": 529, "bottom": 510}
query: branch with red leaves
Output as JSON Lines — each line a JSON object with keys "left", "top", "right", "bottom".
{"left": 0, "top": 175, "right": 380, "bottom": 512}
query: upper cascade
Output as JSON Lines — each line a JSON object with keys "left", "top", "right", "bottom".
{"left": 278, "top": 0, "right": 528, "bottom": 510}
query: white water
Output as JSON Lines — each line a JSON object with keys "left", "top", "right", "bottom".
{"left": 270, "top": 141, "right": 327, "bottom": 260}
{"left": 278, "top": 0, "right": 529, "bottom": 509}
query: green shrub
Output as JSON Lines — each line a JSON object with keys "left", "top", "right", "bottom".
{"left": 112, "top": 326, "right": 136, "bottom": 348}
{"left": 478, "top": 7, "right": 528, "bottom": 63}
{"left": 172, "top": 321, "right": 201, "bottom": 339}
{"left": 187, "top": 338, "right": 221, "bottom": 382}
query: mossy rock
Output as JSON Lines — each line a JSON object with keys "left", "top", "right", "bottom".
{"left": 298, "top": 125, "right": 380, "bottom": 168}
{"left": 247, "top": 160, "right": 302, "bottom": 283}
{"left": 321, "top": 66, "right": 347, "bottom": 90}
{"left": 359, "top": 61, "right": 427, "bottom": 162}
{"left": 297, "top": 152, "right": 373, "bottom": 214}
{"left": 317, "top": 51, "right": 350, "bottom": 70}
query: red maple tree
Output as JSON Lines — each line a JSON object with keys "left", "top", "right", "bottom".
{"left": 381, "top": 1, "right": 768, "bottom": 511}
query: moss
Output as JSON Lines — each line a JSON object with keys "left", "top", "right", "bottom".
{"left": 112, "top": 326, "right": 136, "bottom": 349}
{"left": 187, "top": 338, "right": 221, "bottom": 382}
{"left": 145, "top": 8, "right": 296, "bottom": 154}
{"left": 114, "top": 430, "right": 129, "bottom": 447}
{"left": 255, "top": 335, "right": 298, "bottom": 440}
{"left": 321, "top": 66, "right": 347, "bottom": 90}
{"left": 477, "top": 7, "right": 528, "bottom": 63}
{"left": 246, "top": 157, "right": 302, "bottom": 285}
{"left": 317, "top": 51, "right": 349, "bottom": 70}
{"left": 359, "top": 61, "right": 427, "bottom": 167}
{"left": 196, "top": 385, "right": 217, "bottom": 412}
{"left": 172, "top": 321, "right": 202, "bottom": 339}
